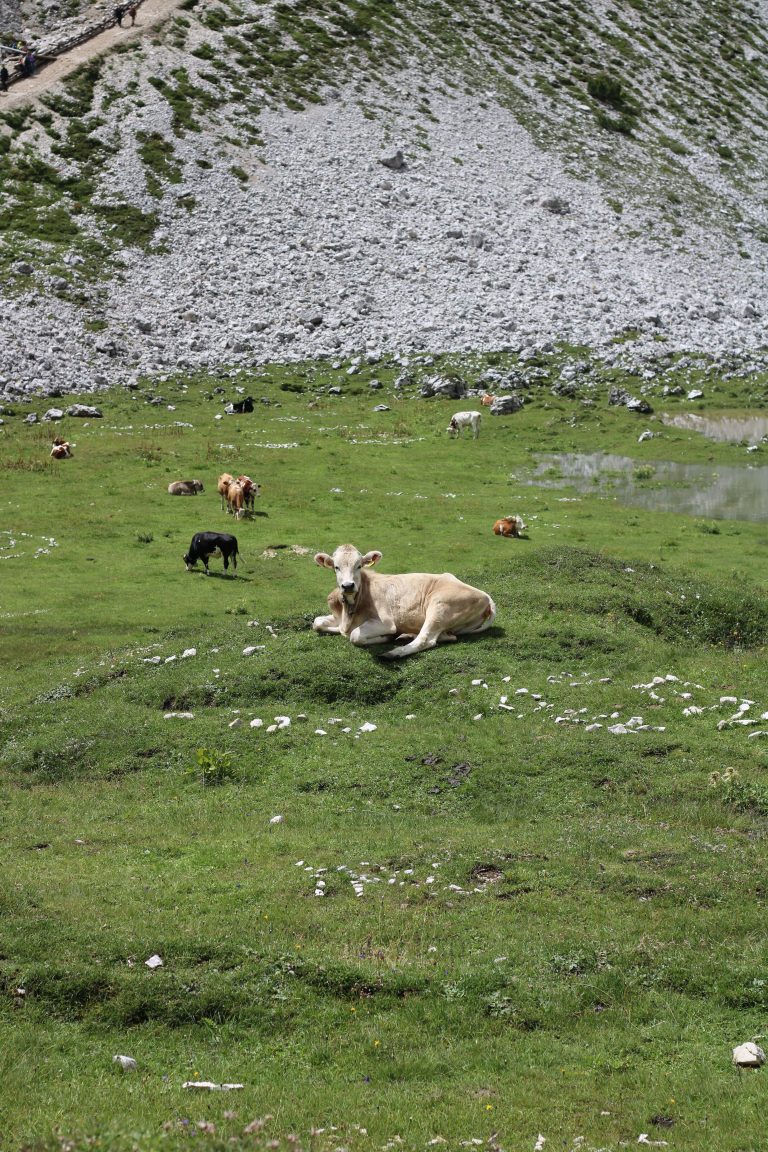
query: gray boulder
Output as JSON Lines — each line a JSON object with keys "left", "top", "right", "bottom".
{"left": 67, "top": 404, "right": 103, "bottom": 418}
{"left": 609, "top": 387, "right": 631, "bottom": 406}
{"left": 490, "top": 394, "right": 524, "bottom": 415}
{"left": 541, "top": 196, "right": 570, "bottom": 216}
{"left": 626, "top": 396, "right": 654, "bottom": 414}
{"left": 380, "top": 150, "right": 406, "bottom": 171}
{"left": 421, "top": 375, "right": 466, "bottom": 399}
{"left": 42, "top": 408, "right": 65, "bottom": 421}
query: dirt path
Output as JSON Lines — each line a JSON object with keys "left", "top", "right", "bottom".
{"left": 1, "top": 0, "right": 186, "bottom": 111}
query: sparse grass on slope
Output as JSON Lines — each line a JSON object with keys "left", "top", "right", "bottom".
{"left": 1, "top": 1, "right": 767, "bottom": 285}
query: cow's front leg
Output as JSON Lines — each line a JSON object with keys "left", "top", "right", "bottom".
{"left": 382, "top": 614, "right": 445, "bottom": 658}
{"left": 313, "top": 614, "right": 341, "bottom": 634}
{"left": 349, "top": 620, "right": 396, "bottom": 646}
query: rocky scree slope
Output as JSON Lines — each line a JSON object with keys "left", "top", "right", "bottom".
{"left": 0, "top": 0, "right": 767, "bottom": 401}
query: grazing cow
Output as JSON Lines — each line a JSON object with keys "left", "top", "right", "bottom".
{"left": 50, "top": 438, "right": 72, "bottom": 459}
{"left": 493, "top": 515, "right": 527, "bottom": 538}
{"left": 480, "top": 393, "right": 495, "bottom": 407}
{"left": 313, "top": 544, "right": 496, "bottom": 659}
{"left": 167, "top": 479, "right": 204, "bottom": 496}
{"left": 226, "top": 479, "right": 246, "bottom": 519}
{"left": 447, "top": 411, "right": 482, "bottom": 439}
{"left": 183, "top": 531, "right": 239, "bottom": 575}
{"left": 237, "top": 474, "right": 260, "bottom": 511}
{"left": 224, "top": 396, "right": 254, "bottom": 415}
{"left": 218, "top": 473, "right": 235, "bottom": 511}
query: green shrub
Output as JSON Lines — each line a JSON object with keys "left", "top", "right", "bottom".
{"left": 587, "top": 72, "right": 626, "bottom": 107}
{"left": 190, "top": 746, "right": 236, "bottom": 786}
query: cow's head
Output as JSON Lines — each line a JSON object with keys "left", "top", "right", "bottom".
{"left": 315, "top": 544, "right": 382, "bottom": 605}
{"left": 447, "top": 417, "right": 458, "bottom": 436}
{"left": 183, "top": 552, "right": 195, "bottom": 571}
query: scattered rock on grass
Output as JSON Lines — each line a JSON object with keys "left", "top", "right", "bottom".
{"left": 732, "top": 1041, "right": 766, "bottom": 1067}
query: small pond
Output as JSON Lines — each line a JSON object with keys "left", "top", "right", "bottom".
{"left": 661, "top": 412, "right": 768, "bottom": 443}
{"left": 526, "top": 453, "right": 768, "bottom": 522}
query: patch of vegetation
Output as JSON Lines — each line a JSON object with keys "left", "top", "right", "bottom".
{"left": 136, "top": 130, "right": 183, "bottom": 197}
{"left": 587, "top": 72, "right": 627, "bottom": 108}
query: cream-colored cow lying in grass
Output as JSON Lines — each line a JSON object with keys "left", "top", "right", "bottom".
{"left": 313, "top": 544, "right": 496, "bottom": 659}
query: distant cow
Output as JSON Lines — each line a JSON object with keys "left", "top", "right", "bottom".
{"left": 218, "top": 473, "right": 235, "bottom": 511}
{"left": 168, "top": 479, "right": 204, "bottom": 496}
{"left": 237, "top": 474, "right": 260, "bottom": 511}
{"left": 225, "top": 396, "right": 254, "bottom": 415}
{"left": 226, "top": 479, "right": 246, "bottom": 519}
{"left": 313, "top": 544, "right": 496, "bottom": 659}
{"left": 50, "top": 438, "right": 72, "bottom": 459}
{"left": 493, "top": 515, "right": 526, "bottom": 538}
{"left": 183, "top": 531, "right": 239, "bottom": 575}
{"left": 480, "top": 393, "right": 495, "bottom": 407}
{"left": 447, "top": 411, "right": 481, "bottom": 439}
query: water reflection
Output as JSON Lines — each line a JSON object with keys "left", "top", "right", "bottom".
{"left": 661, "top": 412, "right": 768, "bottom": 443}
{"left": 527, "top": 453, "right": 768, "bottom": 522}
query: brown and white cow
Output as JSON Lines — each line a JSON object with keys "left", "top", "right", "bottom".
{"left": 313, "top": 544, "right": 496, "bottom": 659}
{"left": 50, "top": 438, "right": 72, "bottom": 460}
{"left": 493, "top": 515, "right": 526, "bottom": 538}
{"left": 236, "top": 474, "right": 260, "bottom": 511}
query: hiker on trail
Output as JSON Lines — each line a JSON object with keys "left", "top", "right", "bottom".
{"left": 114, "top": 4, "right": 125, "bottom": 26}
{"left": 127, "top": 3, "right": 138, "bottom": 24}
{"left": 0, "top": 64, "right": 8, "bottom": 93}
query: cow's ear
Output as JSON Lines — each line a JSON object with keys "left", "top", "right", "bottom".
{"left": 361, "top": 550, "right": 382, "bottom": 567}
{"left": 315, "top": 552, "right": 334, "bottom": 568}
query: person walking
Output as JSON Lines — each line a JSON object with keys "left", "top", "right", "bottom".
{"left": 0, "top": 63, "right": 9, "bottom": 93}
{"left": 127, "top": 3, "right": 138, "bottom": 24}
{"left": 114, "top": 4, "right": 125, "bottom": 26}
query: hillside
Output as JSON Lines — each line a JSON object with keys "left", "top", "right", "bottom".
{"left": 1, "top": 0, "right": 768, "bottom": 400}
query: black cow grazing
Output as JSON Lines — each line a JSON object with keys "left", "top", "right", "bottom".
{"left": 183, "top": 532, "right": 239, "bottom": 575}
{"left": 225, "top": 396, "right": 254, "bottom": 415}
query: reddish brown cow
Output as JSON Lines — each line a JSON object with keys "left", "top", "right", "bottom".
{"left": 493, "top": 516, "right": 526, "bottom": 538}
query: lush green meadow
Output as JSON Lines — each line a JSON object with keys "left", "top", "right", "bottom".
{"left": 1, "top": 353, "right": 768, "bottom": 1152}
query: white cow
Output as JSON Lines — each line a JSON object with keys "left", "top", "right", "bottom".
{"left": 313, "top": 544, "right": 496, "bottom": 659}
{"left": 447, "top": 411, "right": 481, "bottom": 439}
